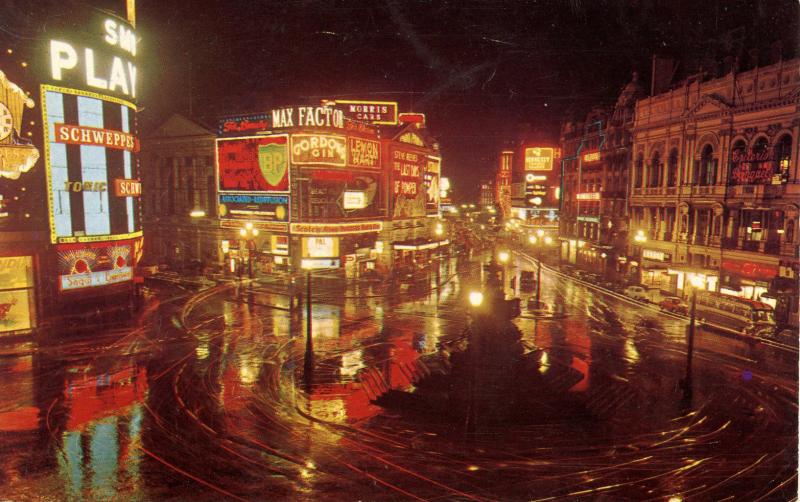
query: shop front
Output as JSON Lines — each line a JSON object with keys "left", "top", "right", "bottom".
{"left": 718, "top": 258, "right": 780, "bottom": 305}
{"left": 0, "top": 253, "right": 39, "bottom": 336}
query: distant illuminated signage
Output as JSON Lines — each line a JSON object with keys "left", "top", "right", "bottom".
{"left": 582, "top": 151, "right": 601, "bottom": 163}
{"left": 425, "top": 156, "right": 441, "bottom": 215}
{"left": 270, "top": 235, "right": 289, "bottom": 255}
{"left": 114, "top": 178, "right": 141, "bottom": 197}
{"left": 342, "top": 191, "right": 366, "bottom": 209}
{"left": 217, "top": 135, "right": 289, "bottom": 192}
{"left": 577, "top": 216, "right": 600, "bottom": 223}
{"left": 347, "top": 137, "right": 380, "bottom": 168}
{"left": 336, "top": 100, "right": 398, "bottom": 125}
{"left": 524, "top": 147, "right": 554, "bottom": 171}
{"left": 525, "top": 173, "right": 547, "bottom": 182}
{"left": 301, "top": 258, "right": 341, "bottom": 270}
{"left": 55, "top": 123, "right": 138, "bottom": 152}
{"left": 56, "top": 240, "right": 134, "bottom": 291}
{"left": 271, "top": 106, "right": 344, "bottom": 129}
{"left": 290, "top": 221, "right": 382, "bottom": 235}
{"left": 48, "top": 16, "right": 138, "bottom": 100}
{"left": 576, "top": 192, "right": 600, "bottom": 200}
{"left": 302, "top": 236, "right": 339, "bottom": 258}
{"left": 642, "top": 249, "right": 669, "bottom": 262}
{"left": 291, "top": 134, "right": 346, "bottom": 166}
{"left": 0, "top": 256, "right": 35, "bottom": 333}
{"left": 218, "top": 113, "right": 271, "bottom": 135}
{"left": 398, "top": 112, "right": 426, "bottom": 125}
{"left": 218, "top": 193, "right": 289, "bottom": 222}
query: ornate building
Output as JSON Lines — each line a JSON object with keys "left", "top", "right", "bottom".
{"left": 559, "top": 73, "right": 644, "bottom": 279}
{"left": 630, "top": 58, "right": 799, "bottom": 326}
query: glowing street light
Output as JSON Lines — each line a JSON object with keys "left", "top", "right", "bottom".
{"left": 683, "top": 274, "right": 707, "bottom": 400}
{"left": 469, "top": 291, "right": 484, "bottom": 307}
{"left": 536, "top": 229, "right": 545, "bottom": 238}
{"left": 544, "top": 236, "right": 553, "bottom": 245}
{"left": 435, "top": 222, "right": 444, "bottom": 236}
{"left": 529, "top": 235, "right": 537, "bottom": 245}
{"left": 634, "top": 229, "right": 647, "bottom": 243}
{"left": 497, "top": 250, "right": 510, "bottom": 263}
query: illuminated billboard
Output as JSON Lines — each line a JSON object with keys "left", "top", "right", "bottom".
{"left": 425, "top": 156, "right": 441, "bottom": 215}
{"left": 335, "top": 100, "right": 398, "bottom": 125}
{"left": 217, "top": 135, "right": 289, "bottom": 192}
{"left": 302, "top": 237, "right": 340, "bottom": 258}
{"left": 56, "top": 239, "right": 133, "bottom": 291}
{"left": 0, "top": 256, "right": 35, "bottom": 334}
{"left": 218, "top": 193, "right": 289, "bottom": 222}
{"left": 391, "top": 147, "right": 426, "bottom": 218}
{"left": 45, "top": 13, "right": 138, "bottom": 102}
{"left": 291, "top": 134, "right": 346, "bottom": 167}
{"left": 306, "top": 169, "right": 380, "bottom": 219}
{"left": 347, "top": 137, "right": 380, "bottom": 168}
{"left": 524, "top": 147, "right": 554, "bottom": 171}
{"left": 42, "top": 86, "right": 141, "bottom": 244}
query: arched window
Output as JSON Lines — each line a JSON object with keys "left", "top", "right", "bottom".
{"left": 667, "top": 149, "right": 678, "bottom": 186}
{"left": 775, "top": 134, "right": 792, "bottom": 182}
{"left": 648, "top": 151, "right": 661, "bottom": 187}
{"left": 634, "top": 153, "right": 643, "bottom": 188}
{"left": 787, "top": 219, "right": 795, "bottom": 243}
{"left": 698, "top": 144, "right": 716, "bottom": 185}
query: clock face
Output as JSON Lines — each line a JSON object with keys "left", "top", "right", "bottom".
{"left": 0, "top": 103, "right": 13, "bottom": 141}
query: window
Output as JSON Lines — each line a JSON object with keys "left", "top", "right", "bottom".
{"left": 775, "top": 134, "right": 792, "bottom": 182}
{"left": 634, "top": 153, "right": 643, "bottom": 188}
{"left": 699, "top": 145, "right": 716, "bottom": 185}
{"left": 667, "top": 149, "right": 678, "bottom": 186}
{"left": 787, "top": 219, "right": 795, "bottom": 243}
{"left": 648, "top": 151, "right": 661, "bottom": 187}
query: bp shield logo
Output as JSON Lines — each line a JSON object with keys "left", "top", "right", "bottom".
{"left": 258, "top": 143, "right": 287, "bottom": 188}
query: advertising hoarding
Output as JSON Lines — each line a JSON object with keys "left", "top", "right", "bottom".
{"left": 218, "top": 113, "right": 270, "bottom": 136}
{"left": 42, "top": 85, "right": 141, "bottom": 244}
{"left": 347, "top": 137, "right": 380, "bottom": 168}
{"left": 335, "top": 100, "right": 398, "bottom": 125}
{"left": 56, "top": 239, "right": 133, "bottom": 291}
{"left": 217, "top": 135, "right": 289, "bottom": 192}
{"left": 0, "top": 256, "right": 35, "bottom": 334}
{"left": 728, "top": 148, "right": 783, "bottom": 185}
{"left": 218, "top": 193, "right": 289, "bottom": 222}
{"left": 425, "top": 156, "right": 441, "bottom": 215}
{"left": 307, "top": 169, "right": 379, "bottom": 219}
{"left": 524, "top": 147, "right": 554, "bottom": 171}
{"left": 302, "top": 237, "right": 340, "bottom": 258}
{"left": 290, "top": 221, "right": 382, "bottom": 235}
{"left": 391, "top": 147, "right": 426, "bottom": 218}
{"left": 291, "top": 134, "right": 346, "bottom": 167}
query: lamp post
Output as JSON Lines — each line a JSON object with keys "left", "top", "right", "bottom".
{"left": 683, "top": 275, "right": 705, "bottom": 399}
{"left": 239, "top": 222, "right": 259, "bottom": 278}
{"left": 633, "top": 229, "right": 647, "bottom": 284}
{"left": 497, "top": 250, "right": 510, "bottom": 297}
{"left": 529, "top": 233, "right": 552, "bottom": 308}
{"left": 306, "top": 267, "right": 313, "bottom": 353}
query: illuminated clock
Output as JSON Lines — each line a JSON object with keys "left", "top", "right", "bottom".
{"left": 0, "top": 103, "right": 13, "bottom": 141}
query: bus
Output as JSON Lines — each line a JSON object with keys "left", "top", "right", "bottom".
{"left": 694, "top": 291, "right": 777, "bottom": 337}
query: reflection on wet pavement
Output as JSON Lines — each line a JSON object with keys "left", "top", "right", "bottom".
{"left": 0, "top": 252, "right": 796, "bottom": 501}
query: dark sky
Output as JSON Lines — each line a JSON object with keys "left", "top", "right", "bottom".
{"left": 70, "top": 1, "right": 800, "bottom": 199}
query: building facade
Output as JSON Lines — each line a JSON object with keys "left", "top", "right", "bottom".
{"left": 140, "top": 114, "right": 220, "bottom": 272}
{"left": 559, "top": 74, "right": 643, "bottom": 278}
{"left": 212, "top": 104, "right": 444, "bottom": 280}
{"left": 630, "top": 58, "right": 799, "bottom": 326}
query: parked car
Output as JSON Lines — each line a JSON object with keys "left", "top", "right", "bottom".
{"left": 623, "top": 285, "right": 649, "bottom": 301}
{"left": 659, "top": 296, "right": 688, "bottom": 315}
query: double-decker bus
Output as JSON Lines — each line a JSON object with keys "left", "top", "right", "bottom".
{"left": 694, "top": 291, "right": 776, "bottom": 337}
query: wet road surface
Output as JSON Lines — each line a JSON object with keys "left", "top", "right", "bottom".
{"left": 0, "top": 250, "right": 796, "bottom": 500}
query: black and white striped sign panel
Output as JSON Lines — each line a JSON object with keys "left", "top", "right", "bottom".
{"left": 41, "top": 85, "right": 141, "bottom": 244}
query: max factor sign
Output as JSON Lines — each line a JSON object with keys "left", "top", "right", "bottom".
{"left": 271, "top": 106, "right": 344, "bottom": 129}
{"left": 49, "top": 16, "right": 137, "bottom": 99}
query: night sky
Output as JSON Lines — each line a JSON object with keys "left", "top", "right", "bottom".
{"left": 4, "top": 0, "right": 799, "bottom": 201}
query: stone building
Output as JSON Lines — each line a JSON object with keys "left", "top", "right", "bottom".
{"left": 629, "top": 58, "right": 799, "bottom": 326}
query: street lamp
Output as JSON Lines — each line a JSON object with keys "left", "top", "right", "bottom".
{"left": 469, "top": 291, "right": 484, "bottom": 307}
{"left": 497, "top": 250, "right": 510, "bottom": 297}
{"left": 683, "top": 275, "right": 705, "bottom": 399}
{"left": 632, "top": 229, "right": 647, "bottom": 284}
{"left": 239, "top": 223, "right": 259, "bottom": 278}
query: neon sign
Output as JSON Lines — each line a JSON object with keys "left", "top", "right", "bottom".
{"left": 576, "top": 192, "right": 600, "bottom": 200}
{"left": 524, "top": 147, "right": 554, "bottom": 171}
{"left": 291, "top": 134, "right": 346, "bottom": 166}
{"left": 49, "top": 17, "right": 138, "bottom": 99}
